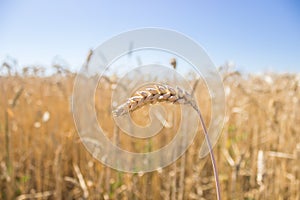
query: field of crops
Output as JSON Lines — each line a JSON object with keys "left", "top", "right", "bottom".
{"left": 0, "top": 69, "right": 299, "bottom": 199}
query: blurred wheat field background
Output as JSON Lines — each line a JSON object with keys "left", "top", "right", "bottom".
{"left": 0, "top": 67, "right": 299, "bottom": 200}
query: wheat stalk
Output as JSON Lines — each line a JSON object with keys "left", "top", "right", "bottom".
{"left": 113, "top": 84, "right": 221, "bottom": 200}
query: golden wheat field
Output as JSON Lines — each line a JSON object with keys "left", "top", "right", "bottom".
{"left": 0, "top": 69, "right": 299, "bottom": 200}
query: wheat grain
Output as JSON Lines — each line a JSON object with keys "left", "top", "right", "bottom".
{"left": 113, "top": 84, "right": 197, "bottom": 117}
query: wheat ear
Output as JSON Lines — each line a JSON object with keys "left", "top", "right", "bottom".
{"left": 113, "top": 84, "right": 221, "bottom": 200}
{"left": 113, "top": 84, "right": 197, "bottom": 116}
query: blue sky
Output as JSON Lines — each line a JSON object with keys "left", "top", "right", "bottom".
{"left": 0, "top": 0, "right": 299, "bottom": 73}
